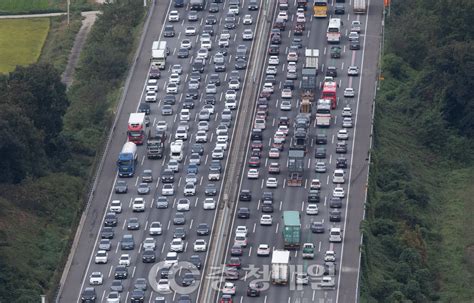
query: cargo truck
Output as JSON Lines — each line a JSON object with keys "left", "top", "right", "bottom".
{"left": 117, "top": 142, "right": 137, "bottom": 177}
{"left": 316, "top": 99, "right": 332, "bottom": 127}
{"left": 287, "top": 148, "right": 305, "bottom": 186}
{"left": 301, "top": 49, "right": 319, "bottom": 103}
{"left": 146, "top": 129, "right": 165, "bottom": 159}
{"left": 170, "top": 140, "right": 184, "bottom": 162}
{"left": 282, "top": 211, "right": 301, "bottom": 249}
{"left": 353, "top": 0, "right": 367, "bottom": 14}
{"left": 271, "top": 250, "right": 290, "bottom": 284}
{"left": 302, "top": 243, "right": 315, "bottom": 259}
{"left": 127, "top": 113, "right": 146, "bottom": 145}
{"left": 151, "top": 41, "right": 167, "bottom": 69}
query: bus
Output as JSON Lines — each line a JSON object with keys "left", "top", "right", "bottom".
{"left": 313, "top": 0, "right": 328, "bottom": 18}
{"left": 326, "top": 18, "right": 342, "bottom": 43}
{"left": 315, "top": 99, "right": 332, "bottom": 127}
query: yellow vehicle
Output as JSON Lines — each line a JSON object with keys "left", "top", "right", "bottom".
{"left": 313, "top": 0, "right": 328, "bottom": 18}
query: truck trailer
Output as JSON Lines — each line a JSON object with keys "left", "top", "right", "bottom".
{"left": 117, "top": 142, "right": 137, "bottom": 177}
{"left": 282, "top": 211, "right": 301, "bottom": 249}
{"left": 271, "top": 250, "right": 290, "bottom": 284}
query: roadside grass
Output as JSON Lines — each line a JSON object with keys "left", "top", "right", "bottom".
{"left": 0, "top": 18, "right": 49, "bottom": 73}
{"left": 39, "top": 14, "right": 82, "bottom": 72}
{"left": 0, "top": 0, "right": 94, "bottom": 13}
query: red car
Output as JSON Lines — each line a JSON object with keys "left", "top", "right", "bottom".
{"left": 227, "top": 257, "right": 242, "bottom": 269}
{"left": 220, "top": 294, "right": 233, "bottom": 303}
{"left": 248, "top": 156, "right": 261, "bottom": 167}
{"left": 251, "top": 141, "right": 263, "bottom": 150}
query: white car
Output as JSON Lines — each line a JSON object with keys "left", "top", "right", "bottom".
{"left": 274, "top": 131, "right": 286, "bottom": 143}
{"left": 348, "top": 66, "right": 360, "bottom": 76}
{"left": 268, "top": 148, "right": 280, "bottom": 159}
{"left": 119, "top": 254, "right": 130, "bottom": 266}
{"left": 180, "top": 109, "right": 190, "bottom": 121}
{"left": 351, "top": 20, "right": 362, "bottom": 32}
{"left": 164, "top": 252, "right": 178, "bottom": 267}
{"left": 177, "top": 199, "right": 191, "bottom": 211}
{"left": 89, "top": 272, "right": 103, "bottom": 285}
{"left": 157, "top": 279, "right": 171, "bottom": 293}
{"left": 145, "top": 90, "right": 157, "bottom": 102}
{"left": 333, "top": 169, "right": 346, "bottom": 184}
{"left": 278, "top": 125, "right": 289, "bottom": 135}
{"left": 277, "top": 11, "right": 288, "bottom": 21}
{"left": 295, "top": 273, "right": 309, "bottom": 285}
{"left": 344, "top": 87, "right": 355, "bottom": 97}
{"left": 161, "top": 184, "right": 174, "bottom": 196}
{"left": 168, "top": 10, "right": 179, "bottom": 22}
{"left": 197, "top": 121, "right": 209, "bottom": 131}
{"left": 184, "top": 182, "right": 196, "bottom": 196}
{"left": 262, "top": 82, "right": 274, "bottom": 93}
{"left": 325, "top": 251, "right": 337, "bottom": 262}
{"left": 218, "top": 36, "right": 230, "bottom": 47}
{"left": 185, "top": 26, "right": 196, "bottom": 36}
{"left": 235, "top": 226, "right": 248, "bottom": 236}
{"left": 94, "top": 250, "right": 108, "bottom": 264}
{"left": 296, "top": 15, "right": 306, "bottom": 23}
{"left": 266, "top": 66, "right": 277, "bottom": 75}
{"left": 109, "top": 200, "right": 122, "bottom": 213}
{"left": 195, "top": 130, "right": 208, "bottom": 143}
{"left": 132, "top": 198, "right": 145, "bottom": 212}
{"left": 197, "top": 48, "right": 209, "bottom": 59}
{"left": 216, "top": 125, "right": 228, "bottom": 135}
{"left": 287, "top": 51, "right": 298, "bottom": 62}
{"left": 225, "top": 90, "right": 237, "bottom": 101}
{"left": 143, "top": 238, "right": 156, "bottom": 250}
{"left": 201, "top": 40, "right": 212, "bottom": 50}
{"left": 281, "top": 88, "right": 292, "bottom": 99}
{"left": 166, "top": 82, "right": 178, "bottom": 94}
{"left": 257, "top": 244, "right": 271, "bottom": 256}
{"left": 348, "top": 31, "right": 360, "bottom": 41}
{"left": 268, "top": 56, "right": 279, "bottom": 65}
{"left": 266, "top": 177, "right": 278, "bottom": 188}
{"left": 156, "top": 120, "right": 167, "bottom": 131}
{"left": 260, "top": 214, "right": 273, "bottom": 225}
{"left": 203, "top": 198, "right": 216, "bottom": 210}
{"left": 343, "top": 117, "right": 353, "bottom": 128}
{"left": 212, "top": 146, "right": 225, "bottom": 159}
{"left": 170, "top": 238, "right": 184, "bottom": 252}
{"left": 287, "top": 62, "right": 297, "bottom": 73}
{"left": 206, "top": 83, "right": 217, "bottom": 94}
{"left": 193, "top": 239, "right": 207, "bottom": 252}
{"left": 243, "top": 14, "right": 253, "bottom": 24}
{"left": 222, "top": 282, "right": 236, "bottom": 295}
{"left": 306, "top": 204, "right": 319, "bottom": 215}
{"left": 149, "top": 221, "right": 162, "bottom": 235}
{"left": 342, "top": 106, "right": 353, "bottom": 117}
{"left": 200, "top": 33, "right": 211, "bottom": 42}
{"left": 242, "top": 29, "right": 253, "bottom": 40}
{"left": 168, "top": 73, "right": 181, "bottom": 84}
{"left": 229, "top": 79, "right": 241, "bottom": 90}
{"left": 280, "top": 100, "right": 292, "bottom": 111}
{"left": 337, "top": 129, "right": 349, "bottom": 140}
{"left": 247, "top": 168, "right": 259, "bottom": 179}
{"left": 106, "top": 292, "right": 120, "bottom": 303}
{"left": 225, "top": 99, "right": 237, "bottom": 109}
{"left": 171, "top": 64, "right": 182, "bottom": 74}
{"left": 333, "top": 187, "right": 345, "bottom": 198}
{"left": 228, "top": 4, "right": 240, "bottom": 14}
{"left": 320, "top": 276, "right": 336, "bottom": 288}
{"left": 146, "top": 79, "right": 158, "bottom": 91}
{"left": 180, "top": 39, "right": 192, "bottom": 49}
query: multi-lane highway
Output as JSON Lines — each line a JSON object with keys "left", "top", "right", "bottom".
{"left": 58, "top": 0, "right": 383, "bottom": 302}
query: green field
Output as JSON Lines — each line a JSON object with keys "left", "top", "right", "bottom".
{"left": 0, "top": 18, "right": 50, "bottom": 73}
{"left": 0, "top": 0, "right": 50, "bottom": 12}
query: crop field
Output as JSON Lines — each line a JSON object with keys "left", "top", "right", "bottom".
{"left": 0, "top": 18, "right": 50, "bottom": 73}
{"left": 0, "top": 0, "right": 50, "bottom": 12}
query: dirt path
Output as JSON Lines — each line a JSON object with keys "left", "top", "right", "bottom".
{"left": 61, "top": 11, "right": 99, "bottom": 87}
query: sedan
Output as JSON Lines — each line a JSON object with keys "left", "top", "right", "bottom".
{"left": 333, "top": 187, "right": 346, "bottom": 198}
{"left": 193, "top": 239, "right": 207, "bottom": 252}
{"left": 315, "top": 162, "right": 327, "bottom": 173}
{"left": 257, "top": 244, "right": 271, "bottom": 256}
{"left": 260, "top": 214, "right": 273, "bottom": 226}
{"left": 280, "top": 100, "right": 292, "bottom": 111}
{"left": 161, "top": 105, "right": 173, "bottom": 116}
{"left": 180, "top": 39, "right": 192, "bottom": 49}
{"left": 127, "top": 218, "right": 140, "bottom": 230}
{"left": 266, "top": 178, "right": 278, "bottom": 188}
{"left": 247, "top": 168, "right": 259, "bottom": 179}
{"left": 242, "top": 29, "right": 253, "bottom": 40}
{"left": 115, "top": 180, "right": 128, "bottom": 193}
{"left": 268, "top": 148, "right": 280, "bottom": 159}
{"left": 197, "top": 121, "right": 209, "bottom": 131}
{"left": 268, "top": 56, "right": 279, "bottom": 65}
{"left": 137, "top": 183, "right": 150, "bottom": 195}
{"left": 343, "top": 117, "right": 353, "bottom": 128}
{"left": 344, "top": 87, "right": 355, "bottom": 97}
{"left": 337, "top": 129, "right": 349, "bottom": 140}
{"left": 243, "top": 14, "right": 253, "bottom": 24}
{"left": 311, "top": 221, "right": 325, "bottom": 233}
{"left": 348, "top": 66, "right": 360, "bottom": 76}
{"left": 177, "top": 48, "right": 189, "bottom": 58}
{"left": 235, "top": 58, "right": 247, "bottom": 70}
{"left": 306, "top": 204, "right": 319, "bottom": 215}
{"left": 281, "top": 88, "right": 292, "bottom": 99}
{"left": 177, "top": 198, "right": 191, "bottom": 211}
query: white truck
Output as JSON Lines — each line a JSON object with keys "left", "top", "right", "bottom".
{"left": 151, "top": 41, "right": 167, "bottom": 69}
{"left": 315, "top": 99, "right": 332, "bottom": 127}
{"left": 271, "top": 250, "right": 290, "bottom": 285}
{"left": 353, "top": 0, "right": 367, "bottom": 14}
{"left": 170, "top": 140, "right": 184, "bottom": 162}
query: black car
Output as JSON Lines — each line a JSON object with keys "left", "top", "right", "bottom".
{"left": 208, "top": 74, "right": 221, "bottom": 86}
{"left": 336, "top": 157, "right": 348, "bottom": 168}
{"left": 217, "top": 45, "right": 228, "bottom": 56}
{"left": 205, "top": 183, "right": 217, "bottom": 196}
{"left": 308, "top": 190, "right": 320, "bottom": 203}
{"left": 178, "top": 295, "right": 192, "bottom": 303}
{"left": 190, "top": 71, "right": 201, "bottom": 81}
{"left": 209, "top": 3, "right": 219, "bottom": 12}
{"left": 81, "top": 287, "right": 97, "bottom": 303}
{"left": 163, "top": 94, "right": 176, "bottom": 105}
{"left": 238, "top": 207, "right": 250, "bottom": 219}
{"left": 191, "top": 143, "right": 204, "bottom": 155}
{"left": 261, "top": 201, "right": 274, "bottom": 213}
{"left": 316, "top": 133, "right": 328, "bottom": 144}
{"left": 197, "top": 223, "right": 210, "bottom": 236}
{"left": 164, "top": 25, "right": 175, "bottom": 37}
{"left": 326, "top": 66, "right": 338, "bottom": 77}
{"left": 231, "top": 244, "right": 243, "bottom": 256}
{"left": 350, "top": 40, "right": 361, "bottom": 50}
{"left": 149, "top": 67, "right": 160, "bottom": 79}
{"left": 189, "top": 255, "right": 202, "bottom": 269}
{"left": 205, "top": 15, "right": 217, "bottom": 25}
{"left": 235, "top": 58, "right": 247, "bottom": 70}
{"left": 262, "top": 191, "right": 273, "bottom": 202}
{"left": 138, "top": 103, "right": 150, "bottom": 115}
{"left": 315, "top": 147, "right": 327, "bottom": 158}
{"left": 215, "top": 63, "right": 226, "bottom": 72}
{"left": 247, "top": 281, "right": 263, "bottom": 297}
{"left": 161, "top": 169, "right": 174, "bottom": 183}
{"left": 330, "top": 197, "right": 343, "bottom": 208}
{"left": 173, "top": 213, "right": 186, "bottom": 225}
{"left": 239, "top": 189, "right": 252, "bottom": 201}
{"left": 101, "top": 227, "right": 114, "bottom": 239}
{"left": 181, "top": 272, "right": 196, "bottom": 286}
{"left": 329, "top": 209, "right": 342, "bottom": 222}
{"left": 183, "top": 99, "right": 195, "bottom": 109}
{"left": 142, "top": 249, "right": 156, "bottom": 263}
{"left": 268, "top": 44, "right": 279, "bottom": 55}
{"left": 283, "top": 80, "right": 295, "bottom": 90}
{"left": 225, "top": 21, "right": 236, "bottom": 29}
{"left": 160, "top": 269, "right": 170, "bottom": 279}
{"left": 130, "top": 289, "right": 145, "bottom": 303}
{"left": 203, "top": 24, "right": 215, "bottom": 35}
{"left": 205, "top": 95, "right": 216, "bottom": 105}
{"left": 334, "top": 4, "right": 345, "bottom": 14}
{"left": 186, "top": 88, "right": 199, "bottom": 99}
{"left": 173, "top": 227, "right": 186, "bottom": 239}
{"left": 291, "top": 38, "right": 303, "bottom": 48}
{"left": 114, "top": 180, "right": 128, "bottom": 194}
{"left": 114, "top": 265, "right": 128, "bottom": 279}
{"left": 311, "top": 221, "right": 325, "bottom": 233}
{"left": 177, "top": 48, "right": 189, "bottom": 58}
{"left": 248, "top": 0, "right": 259, "bottom": 10}
{"left": 104, "top": 212, "right": 118, "bottom": 227}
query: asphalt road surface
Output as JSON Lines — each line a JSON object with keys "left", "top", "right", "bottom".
{"left": 58, "top": 0, "right": 383, "bottom": 302}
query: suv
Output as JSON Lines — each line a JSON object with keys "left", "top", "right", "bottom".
{"left": 239, "top": 190, "right": 252, "bottom": 201}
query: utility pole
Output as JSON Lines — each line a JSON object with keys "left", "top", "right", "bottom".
{"left": 67, "top": 0, "right": 70, "bottom": 25}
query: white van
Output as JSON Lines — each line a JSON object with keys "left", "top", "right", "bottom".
{"left": 329, "top": 228, "right": 343, "bottom": 243}
{"left": 332, "top": 169, "right": 345, "bottom": 184}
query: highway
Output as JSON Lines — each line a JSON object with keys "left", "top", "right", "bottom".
{"left": 57, "top": 0, "right": 383, "bottom": 302}
{"left": 216, "top": 0, "right": 383, "bottom": 303}
{"left": 58, "top": 0, "right": 265, "bottom": 302}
